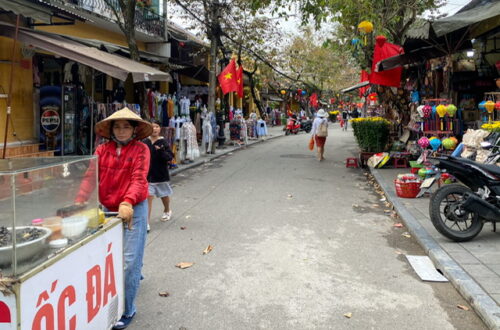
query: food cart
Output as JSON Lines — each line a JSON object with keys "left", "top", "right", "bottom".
{"left": 0, "top": 157, "right": 124, "bottom": 330}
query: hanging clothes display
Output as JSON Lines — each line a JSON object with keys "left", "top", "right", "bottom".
{"left": 202, "top": 112, "right": 214, "bottom": 154}
{"left": 183, "top": 120, "right": 199, "bottom": 161}
{"left": 256, "top": 119, "right": 268, "bottom": 137}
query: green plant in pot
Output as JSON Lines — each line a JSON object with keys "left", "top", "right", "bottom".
{"left": 351, "top": 117, "right": 391, "bottom": 152}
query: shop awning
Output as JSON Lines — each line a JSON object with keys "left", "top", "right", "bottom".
{"left": 0, "top": 0, "right": 85, "bottom": 24}
{"left": 174, "top": 65, "right": 210, "bottom": 83}
{"left": 341, "top": 81, "right": 369, "bottom": 93}
{"left": 0, "top": 22, "right": 172, "bottom": 82}
{"left": 432, "top": 0, "right": 500, "bottom": 37}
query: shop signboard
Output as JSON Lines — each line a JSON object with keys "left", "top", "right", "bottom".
{"left": 10, "top": 223, "right": 124, "bottom": 330}
{"left": 41, "top": 108, "right": 60, "bottom": 133}
{"left": 0, "top": 294, "right": 16, "bottom": 330}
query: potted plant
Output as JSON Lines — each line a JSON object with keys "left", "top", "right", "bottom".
{"left": 351, "top": 117, "right": 391, "bottom": 165}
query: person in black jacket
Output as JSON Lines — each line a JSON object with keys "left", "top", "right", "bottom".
{"left": 144, "top": 119, "right": 174, "bottom": 232}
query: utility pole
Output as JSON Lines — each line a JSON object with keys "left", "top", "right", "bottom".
{"left": 207, "top": 0, "right": 220, "bottom": 114}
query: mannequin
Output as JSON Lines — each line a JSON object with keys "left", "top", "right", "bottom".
{"left": 202, "top": 112, "right": 214, "bottom": 154}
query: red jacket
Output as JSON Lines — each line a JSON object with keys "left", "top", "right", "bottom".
{"left": 76, "top": 140, "right": 150, "bottom": 211}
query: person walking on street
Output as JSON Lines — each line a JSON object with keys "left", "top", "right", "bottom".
{"left": 144, "top": 119, "right": 174, "bottom": 229}
{"left": 342, "top": 110, "right": 350, "bottom": 131}
{"left": 311, "top": 109, "right": 329, "bottom": 161}
{"left": 75, "top": 107, "right": 152, "bottom": 329}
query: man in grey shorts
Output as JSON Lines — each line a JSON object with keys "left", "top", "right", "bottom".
{"left": 144, "top": 120, "right": 174, "bottom": 232}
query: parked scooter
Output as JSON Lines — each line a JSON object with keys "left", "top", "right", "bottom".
{"left": 428, "top": 147, "right": 500, "bottom": 242}
{"left": 300, "top": 118, "right": 312, "bottom": 133}
{"left": 285, "top": 116, "right": 300, "bottom": 135}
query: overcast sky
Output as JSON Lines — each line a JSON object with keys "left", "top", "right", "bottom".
{"left": 168, "top": 0, "right": 473, "bottom": 40}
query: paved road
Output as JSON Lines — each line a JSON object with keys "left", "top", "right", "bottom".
{"left": 134, "top": 126, "right": 486, "bottom": 329}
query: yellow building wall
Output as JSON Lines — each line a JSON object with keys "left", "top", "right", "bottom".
{"left": 36, "top": 21, "right": 147, "bottom": 50}
{"left": 0, "top": 37, "right": 34, "bottom": 143}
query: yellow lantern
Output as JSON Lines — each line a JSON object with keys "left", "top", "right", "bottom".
{"left": 485, "top": 100, "right": 495, "bottom": 114}
{"left": 358, "top": 21, "right": 374, "bottom": 33}
{"left": 436, "top": 104, "right": 447, "bottom": 131}
{"left": 280, "top": 90, "right": 286, "bottom": 95}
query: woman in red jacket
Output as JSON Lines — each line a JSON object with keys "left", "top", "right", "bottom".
{"left": 76, "top": 107, "right": 152, "bottom": 329}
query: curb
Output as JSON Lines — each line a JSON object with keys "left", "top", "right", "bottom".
{"left": 170, "top": 132, "right": 285, "bottom": 177}
{"left": 371, "top": 168, "right": 500, "bottom": 330}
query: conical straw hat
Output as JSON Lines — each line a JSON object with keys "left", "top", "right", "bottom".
{"left": 95, "top": 107, "right": 153, "bottom": 140}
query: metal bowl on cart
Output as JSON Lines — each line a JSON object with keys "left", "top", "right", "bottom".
{"left": 0, "top": 226, "right": 52, "bottom": 265}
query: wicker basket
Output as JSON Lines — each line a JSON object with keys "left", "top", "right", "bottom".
{"left": 394, "top": 180, "right": 421, "bottom": 198}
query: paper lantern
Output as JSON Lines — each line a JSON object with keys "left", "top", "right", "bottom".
{"left": 297, "top": 89, "right": 302, "bottom": 95}
{"left": 301, "top": 90, "right": 307, "bottom": 95}
{"left": 495, "top": 101, "right": 500, "bottom": 110}
{"left": 432, "top": 105, "right": 437, "bottom": 116}
{"left": 446, "top": 104, "right": 457, "bottom": 117}
{"left": 436, "top": 104, "right": 447, "bottom": 118}
{"left": 422, "top": 105, "right": 432, "bottom": 118}
{"left": 358, "top": 21, "right": 373, "bottom": 33}
{"left": 485, "top": 100, "right": 495, "bottom": 113}
{"left": 418, "top": 137, "right": 430, "bottom": 148}
{"left": 351, "top": 38, "right": 360, "bottom": 45}
{"left": 478, "top": 100, "right": 486, "bottom": 111}
{"left": 280, "top": 90, "right": 286, "bottom": 95}
{"left": 429, "top": 136, "right": 438, "bottom": 141}
{"left": 368, "top": 92, "right": 378, "bottom": 101}
{"left": 449, "top": 137, "right": 458, "bottom": 145}
{"left": 430, "top": 138, "right": 441, "bottom": 151}
{"left": 417, "top": 105, "right": 424, "bottom": 117}
{"left": 442, "top": 138, "right": 457, "bottom": 150}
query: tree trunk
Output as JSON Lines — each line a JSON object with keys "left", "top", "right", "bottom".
{"left": 207, "top": 1, "right": 219, "bottom": 114}
{"left": 247, "top": 73, "right": 264, "bottom": 118}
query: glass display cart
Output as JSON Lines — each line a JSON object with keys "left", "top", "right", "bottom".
{"left": 0, "top": 157, "right": 124, "bottom": 330}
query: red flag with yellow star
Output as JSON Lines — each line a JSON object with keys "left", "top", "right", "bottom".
{"left": 236, "top": 64, "right": 244, "bottom": 98}
{"left": 218, "top": 59, "right": 238, "bottom": 95}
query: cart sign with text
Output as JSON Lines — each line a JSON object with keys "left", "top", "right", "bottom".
{"left": 0, "top": 295, "right": 16, "bottom": 330}
{"left": 16, "top": 224, "right": 123, "bottom": 330}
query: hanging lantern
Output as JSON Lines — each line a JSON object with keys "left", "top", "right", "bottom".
{"left": 280, "top": 90, "right": 286, "bottom": 95}
{"left": 430, "top": 138, "right": 442, "bottom": 151}
{"left": 301, "top": 90, "right": 307, "bottom": 96}
{"left": 297, "top": 89, "right": 302, "bottom": 95}
{"left": 449, "top": 137, "right": 458, "bottom": 145}
{"left": 485, "top": 100, "right": 495, "bottom": 113}
{"left": 358, "top": 21, "right": 374, "bottom": 33}
{"left": 429, "top": 136, "right": 438, "bottom": 141}
{"left": 368, "top": 92, "right": 378, "bottom": 101}
{"left": 446, "top": 104, "right": 457, "bottom": 117}
{"left": 442, "top": 138, "right": 457, "bottom": 150}
{"left": 418, "top": 137, "right": 430, "bottom": 148}
{"left": 351, "top": 38, "right": 360, "bottom": 45}
{"left": 478, "top": 100, "right": 486, "bottom": 111}
{"left": 436, "top": 104, "right": 447, "bottom": 118}
{"left": 495, "top": 101, "right": 500, "bottom": 110}
{"left": 422, "top": 105, "right": 432, "bottom": 118}
{"left": 432, "top": 105, "right": 437, "bottom": 116}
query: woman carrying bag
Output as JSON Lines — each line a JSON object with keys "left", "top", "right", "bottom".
{"left": 75, "top": 107, "right": 152, "bottom": 329}
{"left": 311, "top": 109, "right": 329, "bottom": 161}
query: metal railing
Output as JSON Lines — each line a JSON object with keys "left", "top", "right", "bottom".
{"left": 57, "top": 0, "right": 165, "bottom": 38}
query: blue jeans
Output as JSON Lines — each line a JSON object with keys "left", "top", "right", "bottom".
{"left": 105, "top": 199, "right": 148, "bottom": 317}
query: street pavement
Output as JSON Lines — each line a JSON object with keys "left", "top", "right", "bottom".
{"left": 134, "top": 124, "right": 487, "bottom": 329}
{"left": 372, "top": 167, "right": 500, "bottom": 329}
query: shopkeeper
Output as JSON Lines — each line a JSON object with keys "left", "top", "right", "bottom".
{"left": 75, "top": 107, "right": 152, "bottom": 329}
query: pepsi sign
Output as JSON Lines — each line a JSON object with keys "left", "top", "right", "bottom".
{"left": 41, "top": 108, "right": 60, "bottom": 132}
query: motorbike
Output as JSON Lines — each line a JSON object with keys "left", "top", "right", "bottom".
{"left": 285, "top": 117, "right": 300, "bottom": 135}
{"left": 428, "top": 146, "right": 500, "bottom": 242}
{"left": 300, "top": 118, "right": 312, "bottom": 133}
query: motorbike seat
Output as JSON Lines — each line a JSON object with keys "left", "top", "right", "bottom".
{"left": 453, "top": 157, "right": 500, "bottom": 177}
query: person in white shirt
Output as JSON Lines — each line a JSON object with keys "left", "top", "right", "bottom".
{"left": 310, "top": 109, "right": 329, "bottom": 161}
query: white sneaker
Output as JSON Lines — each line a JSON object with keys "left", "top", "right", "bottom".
{"left": 147, "top": 224, "right": 151, "bottom": 233}
{"left": 161, "top": 210, "right": 172, "bottom": 222}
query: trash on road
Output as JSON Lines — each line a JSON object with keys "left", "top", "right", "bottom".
{"left": 176, "top": 262, "right": 194, "bottom": 269}
{"left": 203, "top": 245, "right": 213, "bottom": 255}
{"left": 158, "top": 291, "right": 170, "bottom": 297}
{"left": 393, "top": 223, "right": 403, "bottom": 228}
{"left": 343, "top": 312, "right": 353, "bottom": 318}
{"left": 405, "top": 255, "right": 448, "bottom": 282}
{"left": 402, "top": 232, "right": 411, "bottom": 238}
{"left": 180, "top": 226, "right": 187, "bottom": 230}
{"left": 457, "top": 304, "right": 470, "bottom": 311}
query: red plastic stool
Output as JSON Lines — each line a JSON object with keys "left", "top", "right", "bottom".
{"left": 346, "top": 157, "right": 359, "bottom": 168}
{"left": 393, "top": 157, "right": 408, "bottom": 168}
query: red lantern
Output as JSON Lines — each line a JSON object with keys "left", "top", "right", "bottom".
{"left": 297, "top": 89, "right": 302, "bottom": 95}
{"left": 368, "top": 93, "right": 378, "bottom": 101}
{"left": 495, "top": 101, "right": 500, "bottom": 110}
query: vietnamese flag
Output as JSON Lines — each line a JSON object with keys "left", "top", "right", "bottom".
{"left": 218, "top": 59, "right": 238, "bottom": 95}
{"left": 236, "top": 64, "right": 244, "bottom": 98}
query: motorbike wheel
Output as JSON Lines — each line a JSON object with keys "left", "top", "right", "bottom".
{"left": 429, "top": 184, "right": 483, "bottom": 242}
{"left": 285, "top": 129, "right": 290, "bottom": 136}
{"left": 305, "top": 128, "right": 311, "bottom": 133}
